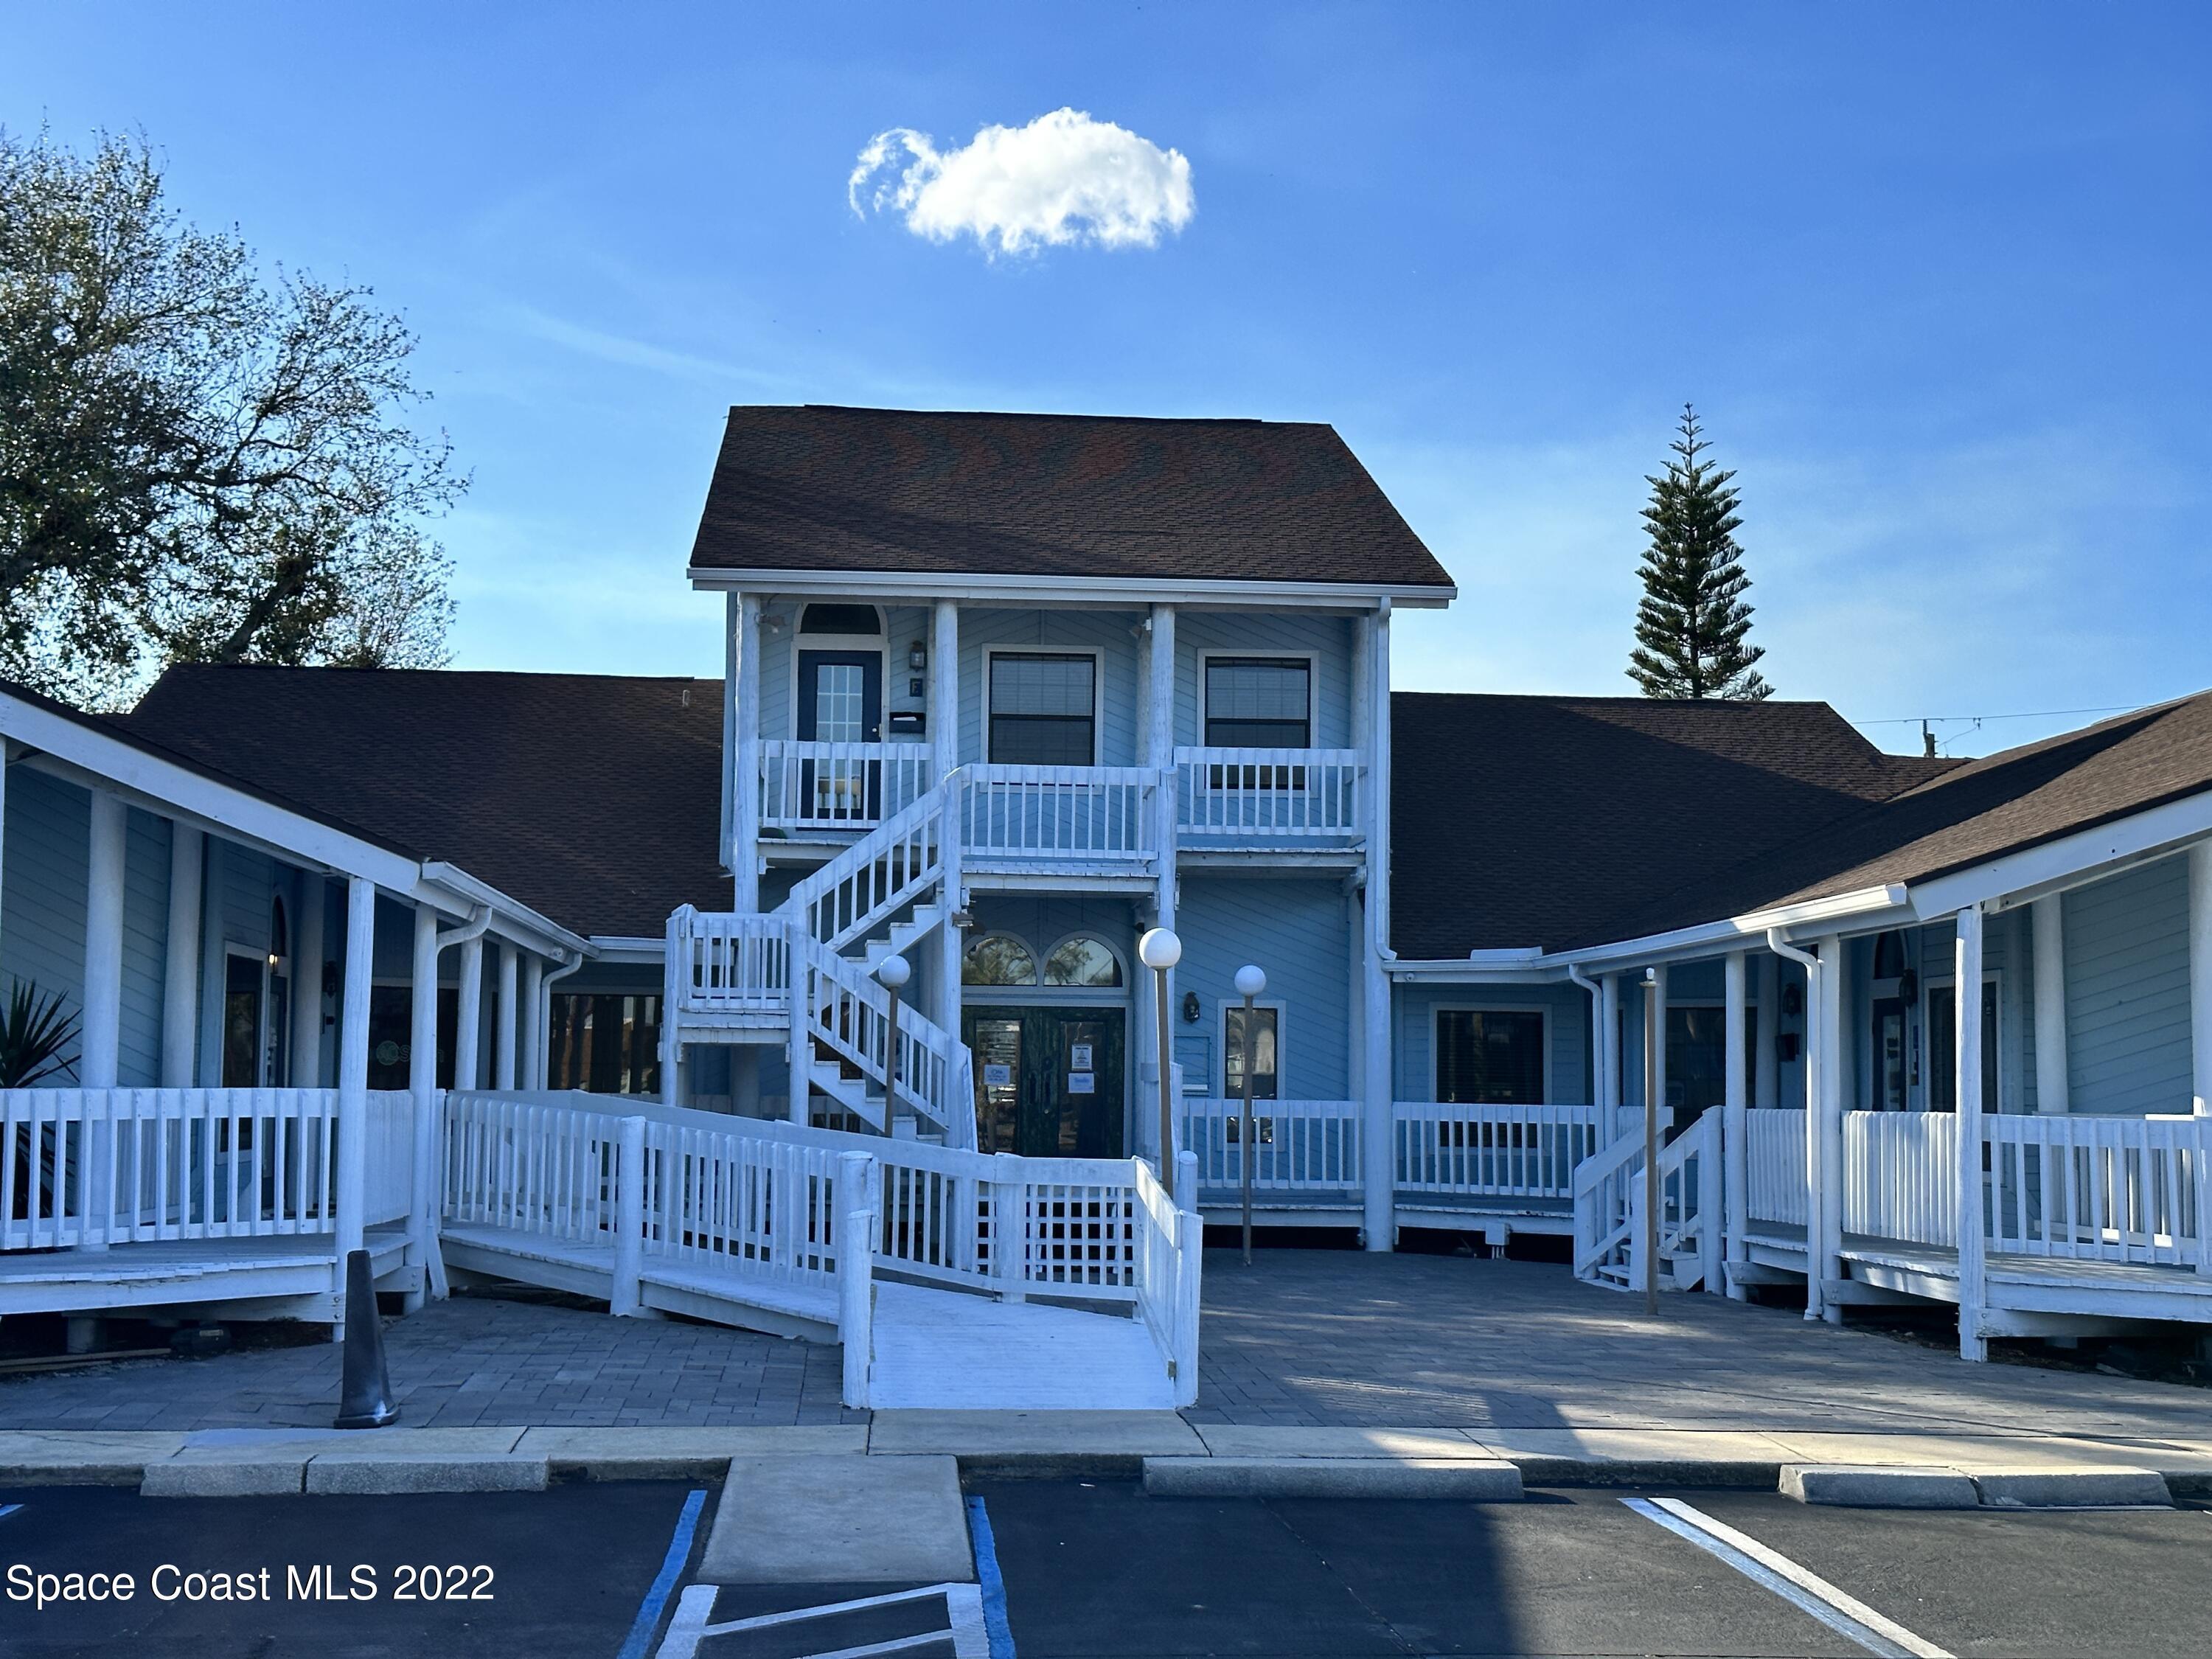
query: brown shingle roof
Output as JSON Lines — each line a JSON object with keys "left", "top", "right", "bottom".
{"left": 1389, "top": 692, "right": 1948, "bottom": 957}
{"left": 688, "top": 406, "right": 1457, "bottom": 591}
{"left": 122, "top": 666, "right": 729, "bottom": 939}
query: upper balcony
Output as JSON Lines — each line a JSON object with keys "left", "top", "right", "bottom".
{"left": 754, "top": 740, "right": 1365, "bottom": 861}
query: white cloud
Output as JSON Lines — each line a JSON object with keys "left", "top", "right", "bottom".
{"left": 848, "top": 108, "right": 1194, "bottom": 256}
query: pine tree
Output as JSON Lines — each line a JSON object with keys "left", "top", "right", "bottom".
{"left": 1628, "top": 406, "right": 1772, "bottom": 700}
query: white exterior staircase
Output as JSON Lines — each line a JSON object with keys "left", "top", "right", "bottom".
{"left": 1571, "top": 1106, "right": 1723, "bottom": 1295}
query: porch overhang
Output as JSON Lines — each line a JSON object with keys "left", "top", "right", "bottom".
{"left": 685, "top": 567, "right": 1454, "bottom": 611}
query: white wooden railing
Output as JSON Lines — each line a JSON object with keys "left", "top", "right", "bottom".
{"left": 1181, "top": 1099, "right": 1361, "bottom": 1195}
{"left": 760, "top": 740, "right": 933, "bottom": 832}
{"left": 1746, "top": 1107, "right": 1809, "bottom": 1228}
{"left": 1135, "top": 1150, "right": 1203, "bottom": 1406}
{"left": 1573, "top": 1107, "right": 1722, "bottom": 1292}
{"left": 792, "top": 933, "right": 973, "bottom": 1147}
{"left": 1395, "top": 1102, "right": 1607, "bottom": 1200}
{"left": 2, "top": 1087, "right": 420, "bottom": 1251}
{"left": 1983, "top": 1113, "right": 2205, "bottom": 1267}
{"left": 959, "top": 765, "right": 1154, "bottom": 861}
{"left": 1844, "top": 1111, "right": 1958, "bottom": 1248}
{"left": 787, "top": 781, "right": 950, "bottom": 949}
{"left": 669, "top": 908, "right": 790, "bottom": 1018}
{"left": 1175, "top": 748, "right": 1361, "bottom": 839}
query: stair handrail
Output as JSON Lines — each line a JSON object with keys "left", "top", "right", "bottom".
{"left": 790, "top": 930, "right": 978, "bottom": 1150}
{"left": 1571, "top": 1128, "right": 1643, "bottom": 1279}
{"left": 782, "top": 775, "right": 953, "bottom": 950}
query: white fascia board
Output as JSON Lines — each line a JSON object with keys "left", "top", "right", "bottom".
{"left": 588, "top": 936, "right": 669, "bottom": 964}
{"left": 419, "top": 862, "right": 592, "bottom": 959}
{"left": 1544, "top": 884, "right": 1912, "bottom": 971}
{"left": 3, "top": 692, "right": 421, "bottom": 891}
{"left": 1911, "top": 788, "right": 2212, "bottom": 917}
{"left": 687, "top": 566, "right": 1455, "bottom": 611}
{"left": 1388, "top": 954, "right": 1573, "bottom": 983}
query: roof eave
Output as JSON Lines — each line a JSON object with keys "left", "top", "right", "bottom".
{"left": 686, "top": 566, "right": 1455, "bottom": 611}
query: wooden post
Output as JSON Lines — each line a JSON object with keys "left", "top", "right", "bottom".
{"left": 1601, "top": 973, "right": 1621, "bottom": 1116}
{"left": 1814, "top": 934, "right": 1846, "bottom": 1322}
{"left": 837, "top": 1150, "right": 878, "bottom": 1407}
{"left": 1154, "top": 956, "right": 1176, "bottom": 1199}
{"left": 1956, "top": 903, "right": 1988, "bottom": 1360}
{"left": 1358, "top": 604, "right": 1396, "bottom": 1254}
{"left": 1642, "top": 970, "right": 1659, "bottom": 1313}
{"left": 518, "top": 953, "right": 542, "bottom": 1093}
{"left": 731, "top": 592, "right": 763, "bottom": 911}
{"left": 408, "top": 903, "right": 442, "bottom": 1309}
{"left": 2031, "top": 896, "right": 2068, "bottom": 1113}
{"left": 1723, "top": 949, "right": 1749, "bottom": 1298}
{"left": 81, "top": 790, "right": 126, "bottom": 1090}
{"left": 612, "top": 1115, "right": 647, "bottom": 1318}
{"left": 454, "top": 933, "right": 484, "bottom": 1093}
{"left": 495, "top": 942, "right": 518, "bottom": 1091}
{"left": 161, "top": 824, "right": 204, "bottom": 1088}
{"left": 2189, "top": 845, "right": 2212, "bottom": 1118}
{"left": 1754, "top": 952, "right": 1780, "bottom": 1110}
{"left": 1146, "top": 605, "right": 1179, "bottom": 1175}
{"left": 291, "top": 873, "right": 324, "bottom": 1088}
{"left": 1175, "top": 1147, "right": 1202, "bottom": 1405}
{"left": 335, "top": 876, "right": 376, "bottom": 1333}
{"left": 930, "top": 599, "right": 959, "bottom": 785}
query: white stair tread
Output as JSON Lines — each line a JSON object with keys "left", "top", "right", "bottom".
{"left": 866, "top": 1281, "right": 1176, "bottom": 1410}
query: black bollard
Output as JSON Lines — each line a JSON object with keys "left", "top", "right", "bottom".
{"left": 334, "top": 1248, "right": 400, "bottom": 1429}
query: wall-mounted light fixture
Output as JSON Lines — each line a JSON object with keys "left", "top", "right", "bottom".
{"left": 1181, "top": 990, "right": 1201, "bottom": 1024}
{"left": 908, "top": 641, "right": 927, "bottom": 672}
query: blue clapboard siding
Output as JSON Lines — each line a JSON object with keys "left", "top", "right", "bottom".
{"left": 1172, "top": 878, "right": 1352, "bottom": 1099}
{"left": 1173, "top": 613, "right": 1355, "bottom": 750}
{"left": 0, "top": 771, "right": 170, "bottom": 1085}
{"left": 958, "top": 608, "right": 1146, "bottom": 767}
{"left": 2062, "top": 855, "right": 2192, "bottom": 1116}
{"left": 1393, "top": 979, "right": 1590, "bottom": 1104}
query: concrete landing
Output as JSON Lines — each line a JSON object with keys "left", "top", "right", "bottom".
{"left": 698, "top": 1453, "right": 974, "bottom": 1585}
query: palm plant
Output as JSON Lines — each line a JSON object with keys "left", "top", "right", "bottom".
{"left": 1, "top": 979, "right": 80, "bottom": 1088}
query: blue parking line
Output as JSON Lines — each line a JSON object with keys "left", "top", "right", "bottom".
{"left": 965, "top": 1495, "right": 1017, "bottom": 1659}
{"left": 616, "top": 1487, "right": 707, "bottom": 1659}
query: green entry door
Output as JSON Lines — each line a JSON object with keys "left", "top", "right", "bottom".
{"left": 964, "top": 1006, "right": 1125, "bottom": 1158}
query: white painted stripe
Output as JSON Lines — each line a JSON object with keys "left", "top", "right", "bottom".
{"left": 944, "top": 1582, "right": 991, "bottom": 1659}
{"left": 1624, "top": 1498, "right": 1952, "bottom": 1659}
{"left": 654, "top": 1581, "right": 981, "bottom": 1659}
{"left": 697, "top": 1582, "right": 966, "bottom": 1634}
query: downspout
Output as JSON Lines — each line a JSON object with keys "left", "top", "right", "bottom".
{"left": 537, "top": 952, "right": 584, "bottom": 1091}
{"left": 1565, "top": 963, "right": 1606, "bottom": 1110}
{"left": 1766, "top": 928, "right": 1826, "bottom": 1322}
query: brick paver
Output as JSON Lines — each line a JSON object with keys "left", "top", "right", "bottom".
{"left": 4, "top": 1251, "right": 2206, "bottom": 1438}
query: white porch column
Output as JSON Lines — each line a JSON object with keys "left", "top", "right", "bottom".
{"left": 1814, "top": 934, "right": 1846, "bottom": 1323}
{"left": 519, "top": 953, "right": 543, "bottom": 1091}
{"left": 2031, "top": 896, "right": 2069, "bottom": 1113}
{"left": 2189, "top": 845, "right": 2212, "bottom": 1116}
{"left": 453, "top": 933, "right": 484, "bottom": 1092}
{"left": 335, "top": 876, "right": 376, "bottom": 1329}
{"left": 81, "top": 790, "right": 127, "bottom": 1089}
{"left": 1600, "top": 973, "right": 1621, "bottom": 1113}
{"left": 1358, "top": 603, "right": 1395, "bottom": 1253}
{"left": 495, "top": 943, "right": 518, "bottom": 1091}
{"left": 1955, "top": 903, "right": 1989, "bottom": 1360}
{"left": 291, "top": 874, "right": 325, "bottom": 1088}
{"left": 1142, "top": 605, "right": 1178, "bottom": 1169}
{"left": 408, "top": 904, "right": 441, "bottom": 1309}
{"left": 1754, "top": 952, "right": 1780, "bottom": 1110}
{"left": 930, "top": 599, "right": 963, "bottom": 1046}
{"left": 161, "top": 824, "right": 204, "bottom": 1088}
{"left": 1723, "top": 950, "right": 1749, "bottom": 1297}
{"left": 731, "top": 592, "right": 763, "bottom": 912}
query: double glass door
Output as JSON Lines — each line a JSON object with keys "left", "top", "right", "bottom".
{"left": 964, "top": 1006, "right": 1124, "bottom": 1158}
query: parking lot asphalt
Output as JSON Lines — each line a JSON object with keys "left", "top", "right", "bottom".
{"left": 4, "top": 1476, "right": 2209, "bottom": 1658}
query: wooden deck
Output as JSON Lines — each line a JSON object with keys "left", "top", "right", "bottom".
{"left": 0, "top": 1227, "right": 412, "bottom": 1318}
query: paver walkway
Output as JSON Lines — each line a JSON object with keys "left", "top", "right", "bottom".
{"left": 1, "top": 1251, "right": 2205, "bottom": 1439}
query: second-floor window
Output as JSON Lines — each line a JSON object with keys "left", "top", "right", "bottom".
{"left": 1205, "top": 658, "right": 1311, "bottom": 748}
{"left": 990, "top": 653, "right": 1096, "bottom": 765}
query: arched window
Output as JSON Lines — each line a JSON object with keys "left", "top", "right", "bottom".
{"left": 1043, "top": 934, "right": 1123, "bottom": 988}
{"left": 800, "top": 603, "right": 882, "bottom": 636}
{"left": 963, "top": 934, "right": 1039, "bottom": 987}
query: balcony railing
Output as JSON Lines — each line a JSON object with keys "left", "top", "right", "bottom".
{"left": 957, "top": 765, "right": 1155, "bottom": 863}
{"left": 1173, "top": 748, "right": 1361, "bottom": 841}
{"left": 759, "top": 741, "right": 933, "bottom": 833}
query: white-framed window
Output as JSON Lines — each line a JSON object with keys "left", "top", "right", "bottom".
{"left": 1201, "top": 653, "right": 1315, "bottom": 749}
{"left": 1923, "top": 970, "right": 2002, "bottom": 1113}
{"left": 986, "top": 650, "right": 1099, "bottom": 766}
{"left": 1220, "top": 999, "right": 1283, "bottom": 1100}
{"left": 964, "top": 933, "right": 1040, "bottom": 987}
{"left": 1433, "top": 1006, "right": 1549, "bottom": 1105}
{"left": 1041, "top": 933, "right": 1124, "bottom": 988}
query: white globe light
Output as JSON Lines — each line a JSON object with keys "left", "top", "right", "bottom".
{"left": 1234, "top": 964, "right": 1267, "bottom": 999}
{"left": 1137, "top": 928, "right": 1182, "bottom": 971}
{"left": 876, "top": 954, "right": 911, "bottom": 990}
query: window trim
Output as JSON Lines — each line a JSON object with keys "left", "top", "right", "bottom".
{"left": 1218, "top": 997, "right": 1287, "bottom": 1100}
{"left": 785, "top": 607, "right": 890, "bottom": 747}
{"left": 1430, "top": 1003, "right": 1552, "bottom": 1105}
{"left": 962, "top": 931, "right": 1042, "bottom": 987}
{"left": 221, "top": 943, "right": 276, "bottom": 1088}
{"left": 1040, "top": 930, "right": 1128, "bottom": 990}
{"left": 1920, "top": 967, "right": 2004, "bottom": 1113}
{"left": 983, "top": 646, "right": 1104, "bottom": 767}
{"left": 1197, "top": 649, "right": 1319, "bottom": 751}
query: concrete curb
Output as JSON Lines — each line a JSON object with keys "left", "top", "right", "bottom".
{"left": 1143, "top": 1456, "right": 1524, "bottom": 1501}
{"left": 303, "top": 1454, "right": 550, "bottom": 1495}
{"left": 142, "top": 1457, "right": 309, "bottom": 1498}
{"left": 1969, "top": 1467, "right": 2172, "bottom": 1508}
{"left": 1781, "top": 1464, "right": 1981, "bottom": 1508}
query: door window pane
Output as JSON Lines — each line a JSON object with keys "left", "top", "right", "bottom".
{"left": 1205, "top": 658, "right": 1311, "bottom": 748}
{"left": 989, "top": 654, "right": 1096, "bottom": 765}
{"left": 970, "top": 1015, "right": 1023, "bottom": 1153}
{"left": 222, "top": 954, "right": 263, "bottom": 1088}
{"left": 1436, "top": 1009, "right": 1545, "bottom": 1105}
{"left": 1927, "top": 981, "right": 2000, "bottom": 1113}
{"left": 1222, "top": 1005, "right": 1279, "bottom": 1099}
{"left": 815, "top": 662, "right": 866, "bottom": 742}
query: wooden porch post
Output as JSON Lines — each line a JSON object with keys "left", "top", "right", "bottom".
{"left": 929, "top": 599, "right": 961, "bottom": 1043}
{"left": 2031, "top": 897, "right": 2069, "bottom": 1113}
{"left": 408, "top": 903, "right": 441, "bottom": 1310}
{"left": 1144, "top": 603, "right": 1178, "bottom": 1171}
{"left": 1955, "top": 902, "right": 1988, "bottom": 1359}
{"left": 1600, "top": 973, "right": 1621, "bottom": 1113}
{"left": 495, "top": 942, "right": 518, "bottom": 1091}
{"left": 519, "top": 953, "right": 543, "bottom": 1091}
{"left": 1815, "top": 933, "right": 1846, "bottom": 1323}
{"left": 335, "top": 876, "right": 376, "bottom": 1332}
{"left": 1754, "top": 953, "right": 1779, "bottom": 1110}
{"left": 1723, "top": 949, "right": 1749, "bottom": 1298}
{"left": 731, "top": 591, "right": 762, "bottom": 912}
{"left": 291, "top": 874, "right": 325, "bottom": 1088}
{"left": 1358, "top": 602, "right": 1395, "bottom": 1254}
{"left": 81, "top": 789, "right": 127, "bottom": 1091}
{"left": 161, "top": 824, "right": 204, "bottom": 1088}
{"left": 2188, "top": 845, "right": 2212, "bottom": 1118}
{"left": 1649, "top": 961, "right": 1669, "bottom": 1134}
{"left": 454, "top": 933, "right": 484, "bottom": 1092}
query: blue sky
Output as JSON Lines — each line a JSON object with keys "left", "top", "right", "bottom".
{"left": 7, "top": 3, "right": 2209, "bottom": 755}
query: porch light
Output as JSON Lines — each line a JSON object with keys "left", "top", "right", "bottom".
{"left": 908, "top": 641, "right": 927, "bottom": 672}
{"left": 875, "top": 955, "right": 911, "bottom": 990}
